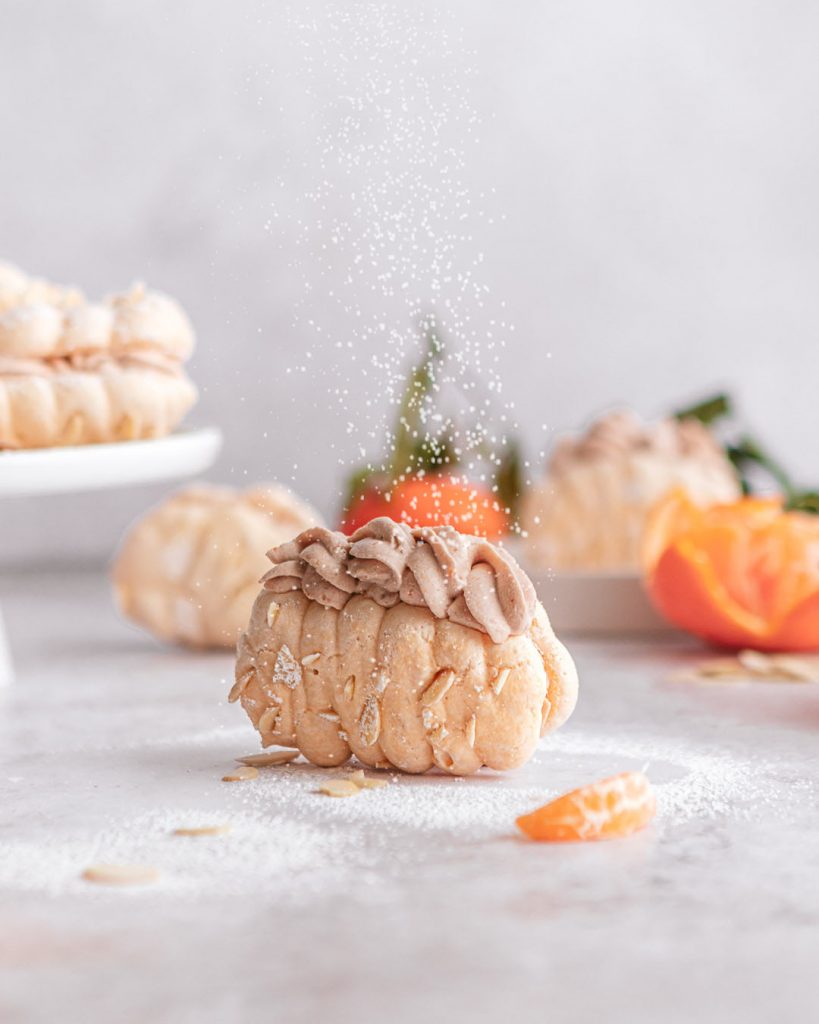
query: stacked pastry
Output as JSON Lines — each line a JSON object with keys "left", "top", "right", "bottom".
{"left": 521, "top": 410, "right": 741, "bottom": 571}
{"left": 113, "top": 484, "right": 324, "bottom": 649}
{"left": 0, "top": 262, "right": 196, "bottom": 449}
{"left": 233, "top": 517, "right": 578, "bottom": 775}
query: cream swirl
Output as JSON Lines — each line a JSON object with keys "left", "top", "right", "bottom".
{"left": 0, "top": 351, "right": 185, "bottom": 378}
{"left": 261, "top": 527, "right": 354, "bottom": 610}
{"left": 261, "top": 517, "right": 537, "bottom": 643}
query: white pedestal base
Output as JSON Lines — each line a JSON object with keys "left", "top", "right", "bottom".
{"left": 0, "top": 604, "right": 13, "bottom": 687}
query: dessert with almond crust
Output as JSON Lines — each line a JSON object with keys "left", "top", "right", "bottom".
{"left": 232, "top": 517, "right": 578, "bottom": 775}
{"left": 0, "top": 261, "right": 196, "bottom": 449}
{"left": 521, "top": 410, "right": 741, "bottom": 572}
{"left": 113, "top": 483, "right": 323, "bottom": 649}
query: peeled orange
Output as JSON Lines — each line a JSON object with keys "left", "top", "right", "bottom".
{"left": 643, "top": 490, "right": 819, "bottom": 651}
{"left": 516, "top": 771, "right": 656, "bottom": 842}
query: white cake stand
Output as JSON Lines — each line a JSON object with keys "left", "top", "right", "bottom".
{"left": 0, "top": 427, "right": 223, "bottom": 684}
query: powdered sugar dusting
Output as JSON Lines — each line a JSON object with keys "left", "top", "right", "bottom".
{"left": 0, "top": 809, "right": 335, "bottom": 899}
{"left": 273, "top": 644, "right": 302, "bottom": 689}
{"left": 249, "top": 5, "right": 530, "bottom": 507}
{"left": 2, "top": 722, "right": 812, "bottom": 901}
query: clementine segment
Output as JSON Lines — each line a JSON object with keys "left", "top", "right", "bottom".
{"left": 341, "top": 475, "right": 509, "bottom": 539}
{"left": 516, "top": 771, "right": 656, "bottom": 842}
{"left": 643, "top": 491, "right": 819, "bottom": 650}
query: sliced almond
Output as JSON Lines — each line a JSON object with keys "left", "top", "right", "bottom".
{"left": 765, "top": 654, "right": 819, "bottom": 682}
{"left": 82, "top": 863, "right": 159, "bottom": 886}
{"left": 492, "top": 667, "right": 512, "bottom": 696}
{"left": 679, "top": 651, "right": 819, "bottom": 684}
{"left": 257, "top": 706, "right": 281, "bottom": 734}
{"left": 236, "top": 750, "right": 298, "bottom": 767}
{"left": 421, "top": 668, "right": 456, "bottom": 707}
{"left": 349, "top": 768, "right": 388, "bottom": 790}
{"left": 301, "top": 653, "right": 321, "bottom": 666}
{"left": 359, "top": 777, "right": 388, "bottom": 790}
{"left": 266, "top": 603, "right": 280, "bottom": 627}
{"left": 222, "top": 766, "right": 259, "bottom": 782}
{"left": 343, "top": 675, "right": 356, "bottom": 702}
{"left": 173, "top": 825, "right": 232, "bottom": 837}
{"left": 228, "top": 668, "right": 255, "bottom": 703}
{"left": 317, "top": 710, "right": 341, "bottom": 723}
{"left": 737, "top": 650, "right": 775, "bottom": 676}
{"left": 359, "top": 697, "right": 381, "bottom": 747}
{"left": 319, "top": 779, "right": 360, "bottom": 798}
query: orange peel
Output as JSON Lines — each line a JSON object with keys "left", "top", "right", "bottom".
{"left": 643, "top": 490, "right": 819, "bottom": 651}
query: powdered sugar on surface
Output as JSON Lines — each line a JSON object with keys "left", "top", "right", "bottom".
{"left": 2, "top": 719, "right": 814, "bottom": 902}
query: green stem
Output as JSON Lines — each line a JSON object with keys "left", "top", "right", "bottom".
{"left": 389, "top": 316, "right": 444, "bottom": 482}
{"left": 726, "top": 436, "right": 796, "bottom": 500}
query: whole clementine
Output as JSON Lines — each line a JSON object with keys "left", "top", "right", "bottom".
{"left": 341, "top": 475, "right": 508, "bottom": 539}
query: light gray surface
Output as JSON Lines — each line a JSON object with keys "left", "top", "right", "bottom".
{"left": 1, "top": 570, "right": 816, "bottom": 1024}
{"left": 3, "top": 0, "right": 819, "bottom": 565}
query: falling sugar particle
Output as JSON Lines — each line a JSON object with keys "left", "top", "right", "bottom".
{"left": 250, "top": 6, "right": 526, "bottom": 513}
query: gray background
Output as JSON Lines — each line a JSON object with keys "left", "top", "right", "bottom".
{"left": 2, "top": 0, "right": 818, "bottom": 567}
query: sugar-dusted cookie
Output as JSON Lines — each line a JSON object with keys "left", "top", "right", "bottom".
{"left": 113, "top": 484, "right": 324, "bottom": 649}
{"left": 232, "top": 518, "right": 578, "bottom": 775}
{"left": 521, "top": 410, "right": 741, "bottom": 572}
{"left": 0, "top": 263, "right": 196, "bottom": 449}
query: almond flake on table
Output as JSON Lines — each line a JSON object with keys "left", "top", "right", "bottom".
{"left": 674, "top": 650, "right": 819, "bottom": 684}
{"left": 235, "top": 750, "right": 299, "bottom": 767}
{"left": 172, "top": 825, "right": 232, "bottom": 837}
{"left": 319, "top": 779, "right": 360, "bottom": 798}
{"left": 349, "top": 769, "right": 389, "bottom": 790}
{"left": 82, "top": 863, "right": 160, "bottom": 886}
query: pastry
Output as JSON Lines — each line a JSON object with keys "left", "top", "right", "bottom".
{"left": 113, "top": 484, "right": 323, "bottom": 648}
{"left": 0, "top": 262, "right": 196, "bottom": 448}
{"left": 521, "top": 410, "right": 741, "bottom": 571}
{"left": 232, "top": 517, "right": 578, "bottom": 775}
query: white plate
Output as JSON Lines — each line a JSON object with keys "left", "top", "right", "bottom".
{"left": 528, "top": 567, "right": 672, "bottom": 635}
{"left": 0, "top": 427, "right": 223, "bottom": 497}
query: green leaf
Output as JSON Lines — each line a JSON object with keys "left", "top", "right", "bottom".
{"left": 673, "top": 392, "right": 732, "bottom": 426}
{"left": 389, "top": 315, "right": 446, "bottom": 481}
{"left": 785, "top": 491, "right": 819, "bottom": 515}
{"left": 495, "top": 439, "right": 523, "bottom": 519}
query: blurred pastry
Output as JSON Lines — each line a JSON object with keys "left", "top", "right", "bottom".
{"left": 521, "top": 410, "right": 741, "bottom": 571}
{"left": 232, "top": 517, "right": 578, "bottom": 775}
{"left": 0, "top": 261, "right": 196, "bottom": 449}
{"left": 113, "top": 484, "right": 323, "bottom": 649}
